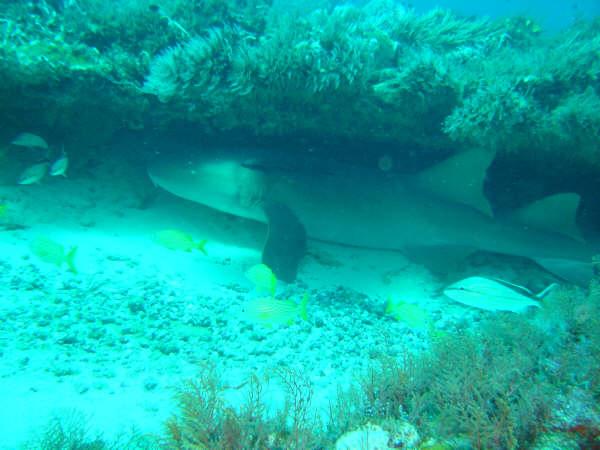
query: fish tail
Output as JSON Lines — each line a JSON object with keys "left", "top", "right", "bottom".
{"left": 427, "top": 323, "right": 434, "bottom": 335}
{"left": 384, "top": 296, "right": 394, "bottom": 315}
{"left": 65, "top": 246, "right": 78, "bottom": 274}
{"left": 196, "top": 239, "right": 208, "bottom": 255}
{"left": 298, "top": 293, "right": 309, "bottom": 321}
{"left": 536, "top": 282, "right": 559, "bottom": 299}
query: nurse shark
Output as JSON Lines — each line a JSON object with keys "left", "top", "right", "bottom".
{"left": 148, "top": 146, "right": 595, "bottom": 284}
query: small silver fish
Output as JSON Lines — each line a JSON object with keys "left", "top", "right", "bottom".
{"left": 18, "top": 162, "right": 49, "bottom": 185}
{"left": 11, "top": 132, "right": 48, "bottom": 150}
{"left": 444, "top": 276, "right": 557, "bottom": 313}
{"left": 50, "top": 150, "right": 68, "bottom": 177}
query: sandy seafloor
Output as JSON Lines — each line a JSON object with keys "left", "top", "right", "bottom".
{"left": 0, "top": 155, "right": 517, "bottom": 448}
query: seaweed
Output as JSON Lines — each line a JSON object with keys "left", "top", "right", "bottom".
{"left": 21, "top": 410, "right": 155, "bottom": 450}
{"left": 20, "top": 270, "right": 600, "bottom": 449}
{"left": 1, "top": 0, "right": 598, "bottom": 166}
{"left": 163, "top": 363, "right": 321, "bottom": 449}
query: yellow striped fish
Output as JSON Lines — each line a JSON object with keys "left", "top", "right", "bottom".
{"left": 245, "top": 263, "right": 277, "bottom": 295}
{"left": 241, "top": 294, "right": 308, "bottom": 327}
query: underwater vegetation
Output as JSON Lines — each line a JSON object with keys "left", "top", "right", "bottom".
{"left": 25, "top": 271, "right": 600, "bottom": 449}
{"left": 162, "top": 364, "right": 322, "bottom": 449}
{"left": 0, "top": 0, "right": 599, "bottom": 172}
{"left": 162, "top": 272, "right": 600, "bottom": 449}
{"left": 21, "top": 411, "right": 156, "bottom": 450}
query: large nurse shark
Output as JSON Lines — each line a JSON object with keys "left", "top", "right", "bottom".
{"left": 148, "top": 146, "right": 595, "bottom": 284}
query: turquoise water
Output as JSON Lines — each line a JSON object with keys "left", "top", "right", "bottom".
{"left": 1, "top": 1, "right": 599, "bottom": 449}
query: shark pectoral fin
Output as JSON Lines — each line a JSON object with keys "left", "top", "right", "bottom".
{"left": 404, "top": 245, "right": 476, "bottom": 275}
{"left": 534, "top": 257, "right": 592, "bottom": 286}
{"left": 511, "top": 193, "right": 584, "bottom": 242}
{"left": 262, "top": 202, "right": 307, "bottom": 283}
{"left": 410, "top": 147, "right": 495, "bottom": 216}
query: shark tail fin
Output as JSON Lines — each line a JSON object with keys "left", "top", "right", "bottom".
{"left": 512, "top": 193, "right": 584, "bottom": 242}
{"left": 385, "top": 296, "right": 394, "bottom": 315}
{"left": 534, "top": 258, "right": 593, "bottom": 287}
{"left": 298, "top": 293, "right": 309, "bottom": 321}
{"left": 65, "top": 246, "right": 78, "bottom": 274}
{"left": 196, "top": 239, "right": 208, "bottom": 255}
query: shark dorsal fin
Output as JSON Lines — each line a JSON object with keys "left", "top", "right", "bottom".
{"left": 411, "top": 148, "right": 495, "bottom": 216}
{"left": 512, "top": 193, "right": 584, "bottom": 242}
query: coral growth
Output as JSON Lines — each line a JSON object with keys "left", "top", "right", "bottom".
{"left": 1, "top": 0, "right": 598, "bottom": 171}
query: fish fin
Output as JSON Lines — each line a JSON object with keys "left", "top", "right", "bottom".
{"left": 535, "top": 282, "right": 559, "bottom": 299}
{"left": 410, "top": 147, "right": 495, "bottom": 216}
{"left": 269, "top": 282, "right": 276, "bottom": 297}
{"left": 533, "top": 257, "right": 592, "bottom": 286}
{"left": 511, "top": 193, "right": 584, "bottom": 242}
{"left": 65, "top": 246, "right": 78, "bottom": 274}
{"left": 196, "top": 239, "right": 208, "bottom": 255}
{"left": 298, "top": 293, "right": 309, "bottom": 321}
{"left": 385, "top": 296, "right": 394, "bottom": 315}
{"left": 490, "top": 277, "right": 534, "bottom": 295}
{"left": 261, "top": 202, "right": 306, "bottom": 283}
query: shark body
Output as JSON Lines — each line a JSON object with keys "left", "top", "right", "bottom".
{"left": 148, "top": 146, "right": 595, "bottom": 283}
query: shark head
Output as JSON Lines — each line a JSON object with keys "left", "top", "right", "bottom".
{"left": 148, "top": 150, "right": 268, "bottom": 222}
